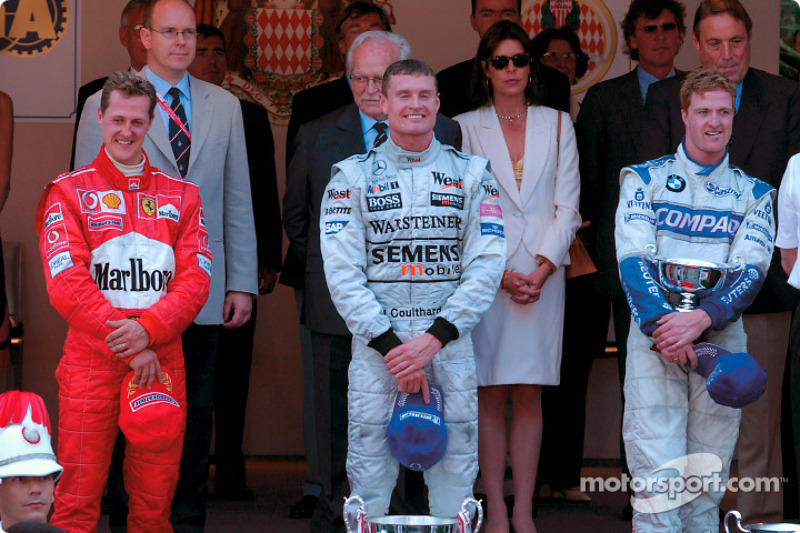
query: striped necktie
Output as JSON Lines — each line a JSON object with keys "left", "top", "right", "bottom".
{"left": 373, "top": 122, "right": 388, "bottom": 148}
{"left": 167, "top": 87, "right": 190, "bottom": 177}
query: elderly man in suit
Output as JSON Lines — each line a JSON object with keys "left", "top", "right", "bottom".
{"left": 281, "top": 2, "right": 392, "bottom": 519}
{"left": 551, "top": 0, "right": 685, "bottom": 513}
{"left": 641, "top": 0, "right": 800, "bottom": 523}
{"left": 74, "top": 0, "right": 257, "bottom": 531}
{"left": 282, "top": 31, "right": 461, "bottom": 533}
{"left": 435, "top": 0, "right": 570, "bottom": 118}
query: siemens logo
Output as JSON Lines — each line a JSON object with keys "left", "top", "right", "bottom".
{"left": 371, "top": 243, "right": 460, "bottom": 265}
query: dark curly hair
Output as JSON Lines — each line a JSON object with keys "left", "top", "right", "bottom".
{"left": 530, "top": 27, "right": 589, "bottom": 82}
{"left": 621, "top": 0, "right": 686, "bottom": 61}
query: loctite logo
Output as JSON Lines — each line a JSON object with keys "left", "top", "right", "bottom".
{"left": 94, "top": 258, "right": 173, "bottom": 292}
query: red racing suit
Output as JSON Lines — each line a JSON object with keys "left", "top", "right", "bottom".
{"left": 36, "top": 149, "right": 212, "bottom": 533}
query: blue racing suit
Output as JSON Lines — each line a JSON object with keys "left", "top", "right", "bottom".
{"left": 320, "top": 137, "right": 506, "bottom": 518}
{"left": 615, "top": 144, "right": 775, "bottom": 532}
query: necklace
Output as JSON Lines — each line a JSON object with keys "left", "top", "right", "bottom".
{"left": 496, "top": 108, "right": 527, "bottom": 126}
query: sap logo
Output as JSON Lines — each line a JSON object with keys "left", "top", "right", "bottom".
{"left": 327, "top": 188, "right": 351, "bottom": 202}
{"left": 368, "top": 181, "right": 399, "bottom": 194}
{"left": 367, "top": 193, "right": 402, "bottom": 212}
{"left": 325, "top": 221, "right": 349, "bottom": 235}
{"left": 482, "top": 184, "right": 499, "bottom": 198}
{"left": 432, "top": 172, "right": 463, "bottom": 190}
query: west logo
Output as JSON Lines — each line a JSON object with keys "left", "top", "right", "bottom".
{"left": 432, "top": 172, "right": 463, "bottom": 190}
{"left": 94, "top": 259, "right": 173, "bottom": 292}
{"left": 482, "top": 184, "right": 499, "bottom": 198}
{"left": 328, "top": 188, "right": 351, "bottom": 202}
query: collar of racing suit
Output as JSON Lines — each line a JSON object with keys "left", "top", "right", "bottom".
{"left": 378, "top": 135, "right": 442, "bottom": 169}
{"left": 676, "top": 141, "right": 730, "bottom": 179}
{"left": 95, "top": 146, "right": 153, "bottom": 191}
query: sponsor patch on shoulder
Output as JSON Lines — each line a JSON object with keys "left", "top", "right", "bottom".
{"left": 481, "top": 222, "right": 504, "bottom": 237}
{"left": 88, "top": 215, "right": 124, "bottom": 232}
{"left": 48, "top": 251, "right": 74, "bottom": 278}
{"left": 431, "top": 192, "right": 464, "bottom": 210}
{"left": 43, "top": 203, "right": 64, "bottom": 229}
{"left": 480, "top": 203, "right": 502, "bottom": 218}
{"left": 325, "top": 220, "right": 349, "bottom": 234}
{"left": 197, "top": 253, "right": 212, "bottom": 276}
{"left": 44, "top": 224, "right": 69, "bottom": 257}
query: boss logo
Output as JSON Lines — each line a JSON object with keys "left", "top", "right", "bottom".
{"left": 367, "top": 193, "right": 402, "bottom": 212}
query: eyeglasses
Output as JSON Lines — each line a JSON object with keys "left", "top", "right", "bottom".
{"left": 638, "top": 22, "right": 678, "bottom": 34}
{"left": 149, "top": 28, "right": 198, "bottom": 40}
{"left": 541, "top": 51, "right": 579, "bottom": 62}
{"left": 486, "top": 53, "right": 531, "bottom": 70}
{"left": 350, "top": 74, "right": 383, "bottom": 89}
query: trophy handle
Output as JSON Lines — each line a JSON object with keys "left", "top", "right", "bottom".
{"left": 343, "top": 494, "right": 366, "bottom": 533}
{"left": 723, "top": 510, "right": 749, "bottom": 533}
{"left": 458, "top": 497, "right": 484, "bottom": 533}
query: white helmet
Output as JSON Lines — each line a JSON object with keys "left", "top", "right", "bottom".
{"left": 0, "top": 391, "right": 62, "bottom": 483}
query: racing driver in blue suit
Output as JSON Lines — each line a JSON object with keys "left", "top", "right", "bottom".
{"left": 615, "top": 68, "right": 775, "bottom": 532}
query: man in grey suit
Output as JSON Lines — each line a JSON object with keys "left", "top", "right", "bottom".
{"left": 74, "top": 0, "right": 257, "bottom": 530}
{"left": 560, "top": 0, "right": 684, "bottom": 512}
{"left": 641, "top": 0, "right": 800, "bottom": 522}
{"left": 282, "top": 31, "right": 461, "bottom": 533}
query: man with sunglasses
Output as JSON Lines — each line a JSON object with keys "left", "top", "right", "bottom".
{"left": 74, "top": 0, "right": 256, "bottom": 530}
{"left": 436, "top": 0, "right": 570, "bottom": 118}
{"left": 642, "top": 0, "right": 800, "bottom": 522}
{"left": 570, "top": 0, "right": 685, "bottom": 517}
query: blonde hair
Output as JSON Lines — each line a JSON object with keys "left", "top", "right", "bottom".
{"left": 679, "top": 68, "right": 736, "bottom": 112}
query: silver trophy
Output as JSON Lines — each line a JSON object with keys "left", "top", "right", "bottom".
{"left": 344, "top": 495, "right": 483, "bottom": 533}
{"left": 643, "top": 244, "right": 744, "bottom": 311}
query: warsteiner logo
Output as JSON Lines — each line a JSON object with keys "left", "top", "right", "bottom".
{"left": 0, "top": 0, "right": 69, "bottom": 56}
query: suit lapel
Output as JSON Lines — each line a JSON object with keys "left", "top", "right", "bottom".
{"left": 146, "top": 106, "right": 177, "bottom": 173}
{"left": 481, "top": 106, "right": 523, "bottom": 210}
{"left": 336, "top": 104, "right": 368, "bottom": 156}
{"left": 619, "top": 69, "right": 644, "bottom": 146}
{"left": 188, "top": 76, "right": 212, "bottom": 173}
{"left": 731, "top": 71, "right": 767, "bottom": 166}
{"left": 518, "top": 106, "right": 549, "bottom": 205}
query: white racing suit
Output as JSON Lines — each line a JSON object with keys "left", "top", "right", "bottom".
{"left": 320, "top": 137, "right": 506, "bottom": 518}
{"left": 615, "top": 144, "right": 775, "bottom": 532}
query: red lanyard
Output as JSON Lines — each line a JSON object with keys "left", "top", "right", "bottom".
{"left": 156, "top": 91, "right": 192, "bottom": 140}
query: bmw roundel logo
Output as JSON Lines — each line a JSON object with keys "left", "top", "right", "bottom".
{"left": 666, "top": 174, "right": 686, "bottom": 192}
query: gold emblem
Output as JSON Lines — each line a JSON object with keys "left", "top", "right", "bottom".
{"left": 141, "top": 198, "right": 156, "bottom": 216}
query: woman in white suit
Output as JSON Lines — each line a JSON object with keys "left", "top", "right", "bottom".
{"left": 455, "top": 21, "right": 580, "bottom": 533}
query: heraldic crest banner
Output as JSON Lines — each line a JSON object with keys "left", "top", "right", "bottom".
{"left": 201, "top": 0, "right": 394, "bottom": 124}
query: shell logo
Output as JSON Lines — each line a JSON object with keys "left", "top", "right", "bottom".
{"left": 102, "top": 193, "right": 122, "bottom": 209}
{"left": 522, "top": 0, "right": 617, "bottom": 95}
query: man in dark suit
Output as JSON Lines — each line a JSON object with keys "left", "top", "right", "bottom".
{"left": 641, "top": 0, "right": 800, "bottom": 523}
{"left": 435, "top": 0, "right": 570, "bottom": 117}
{"left": 70, "top": 0, "right": 148, "bottom": 170}
{"left": 188, "top": 23, "right": 282, "bottom": 502}
{"left": 280, "top": 2, "right": 391, "bottom": 519}
{"left": 282, "top": 31, "right": 461, "bottom": 533}
{"left": 557, "top": 0, "right": 685, "bottom": 516}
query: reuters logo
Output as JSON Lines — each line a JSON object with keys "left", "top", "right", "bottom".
{"left": 0, "top": 0, "right": 69, "bottom": 56}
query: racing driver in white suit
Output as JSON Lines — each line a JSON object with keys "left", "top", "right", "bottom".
{"left": 320, "top": 60, "right": 506, "bottom": 518}
{"left": 615, "top": 68, "right": 775, "bottom": 532}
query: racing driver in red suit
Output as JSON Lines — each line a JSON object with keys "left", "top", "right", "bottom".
{"left": 36, "top": 71, "right": 212, "bottom": 533}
